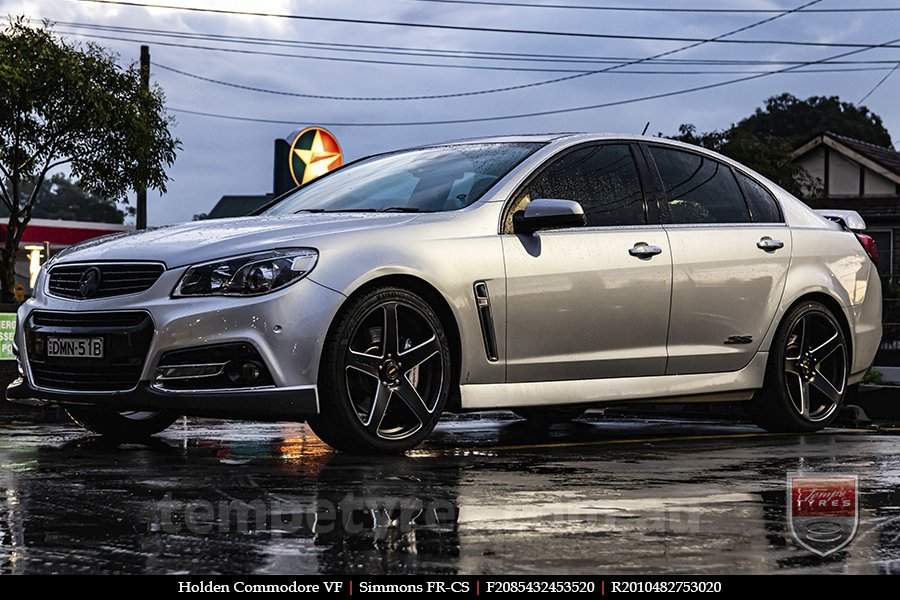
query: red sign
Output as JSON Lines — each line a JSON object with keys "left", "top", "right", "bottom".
{"left": 788, "top": 473, "right": 858, "bottom": 556}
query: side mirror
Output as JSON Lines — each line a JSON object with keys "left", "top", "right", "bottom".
{"left": 513, "top": 198, "right": 586, "bottom": 234}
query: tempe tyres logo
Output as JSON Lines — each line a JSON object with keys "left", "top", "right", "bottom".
{"left": 788, "top": 473, "right": 858, "bottom": 556}
{"left": 289, "top": 126, "right": 343, "bottom": 186}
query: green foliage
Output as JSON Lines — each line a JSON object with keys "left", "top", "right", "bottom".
{"left": 0, "top": 17, "right": 178, "bottom": 300}
{"left": 861, "top": 368, "right": 883, "bottom": 386}
{"left": 666, "top": 94, "right": 892, "bottom": 199}
{"left": 2, "top": 174, "right": 127, "bottom": 223}
{"left": 739, "top": 93, "right": 893, "bottom": 149}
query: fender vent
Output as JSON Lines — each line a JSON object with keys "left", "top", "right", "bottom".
{"left": 474, "top": 281, "right": 498, "bottom": 362}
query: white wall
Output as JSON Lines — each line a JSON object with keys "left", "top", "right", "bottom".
{"left": 865, "top": 168, "right": 896, "bottom": 196}
{"left": 829, "top": 151, "right": 861, "bottom": 196}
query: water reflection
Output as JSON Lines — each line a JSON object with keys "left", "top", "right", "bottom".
{"left": 1, "top": 418, "right": 899, "bottom": 574}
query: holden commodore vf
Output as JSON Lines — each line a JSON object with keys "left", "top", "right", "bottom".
{"left": 6, "top": 134, "right": 882, "bottom": 452}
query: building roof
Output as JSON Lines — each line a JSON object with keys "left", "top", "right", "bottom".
{"left": 208, "top": 194, "right": 274, "bottom": 219}
{"left": 793, "top": 131, "right": 900, "bottom": 186}
{"left": 826, "top": 132, "right": 900, "bottom": 178}
{"left": 0, "top": 218, "right": 133, "bottom": 248}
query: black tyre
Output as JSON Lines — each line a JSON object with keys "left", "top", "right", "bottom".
{"left": 66, "top": 408, "right": 179, "bottom": 439}
{"left": 513, "top": 407, "right": 586, "bottom": 424}
{"left": 748, "top": 301, "right": 848, "bottom": 432}
{"left": 308, "top": 286, "right": 452, "bottom": 453}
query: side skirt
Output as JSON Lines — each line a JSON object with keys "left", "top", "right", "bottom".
{"left": 459, "top": 352, "right": 767, "bottom": 410}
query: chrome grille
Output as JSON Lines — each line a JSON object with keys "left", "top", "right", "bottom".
{"left": 47, "top": 263, "right": 164, "bottom": 299}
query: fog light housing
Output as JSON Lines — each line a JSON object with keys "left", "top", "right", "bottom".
{"left": 226, "top": 361, "right": 263, "bottom": 386}
{"left": 154, "top": 343, "right": 274, "bottom": 391}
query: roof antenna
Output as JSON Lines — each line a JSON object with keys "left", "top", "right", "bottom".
{"left": 641, "top": 121, "right": 651, "bottom": 136}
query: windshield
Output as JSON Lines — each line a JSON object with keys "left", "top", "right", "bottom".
{"left": 264, "top": 142, "right": 542, "bottom": 215}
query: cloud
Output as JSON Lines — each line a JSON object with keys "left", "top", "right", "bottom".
{"left": 4, "top": 0, "right": 899, "bottom": 224}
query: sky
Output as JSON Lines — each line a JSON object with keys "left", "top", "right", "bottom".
{"left": 3, "top": 0, "right": 900, "bottom": 225}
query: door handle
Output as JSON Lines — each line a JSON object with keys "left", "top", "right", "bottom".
{"left": 628, "top": 243, "right": 663, "bottom": 258}
{"left": 757, "top": 237, "right": 784, "bottom": 251}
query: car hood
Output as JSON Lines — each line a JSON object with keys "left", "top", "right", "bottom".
{"left": 52, "top": 213, "right": 419, "bottom": 269}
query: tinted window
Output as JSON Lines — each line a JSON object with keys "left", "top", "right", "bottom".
{"left": 513, "top": 144, "right": 645, "bottom": 228}
{"left": 736, "top": 173, "right": 782, "bottom": 223}
{"left": 649, "top": 146, "right": 750, "bottom": 224}
{"left": 265, "top": 142, "right": 541, "bottom": 214}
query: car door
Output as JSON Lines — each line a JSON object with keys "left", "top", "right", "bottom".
{"left": 502, "top": 142, "right": 672, "bottom": 382}
{"left": 643, "top": 144, "right": 792, "bottom": 375}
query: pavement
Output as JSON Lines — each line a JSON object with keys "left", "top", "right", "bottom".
{"left": 1, "top": 404, "right": 900, "bottom": 575}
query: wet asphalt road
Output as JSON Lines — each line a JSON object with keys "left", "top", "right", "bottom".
{"left": 1, "top": 406, "right": 900, "bottom": 575}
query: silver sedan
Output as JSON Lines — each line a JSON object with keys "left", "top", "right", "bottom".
{"left": 6, "top": 134, "right": 882, "bottom": 452}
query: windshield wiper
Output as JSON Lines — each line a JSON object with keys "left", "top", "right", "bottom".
{"left": 294, "top": 208, "right": 376, "bottom": 214}
{"left": 380, "top": 207, "right": 421, "bottom": 213}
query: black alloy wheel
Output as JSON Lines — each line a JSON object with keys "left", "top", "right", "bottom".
{"left": 309, "top": 287, "right": 452, "bottom": 453}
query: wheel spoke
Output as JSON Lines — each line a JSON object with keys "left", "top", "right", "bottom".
{"left": 347, "top": 351, "right": 381, "bottom": 379}
{"left": 784, "top": 357, "right": 800, "bottom": 375}
{"left": 810, "top": 333, "right": 842, "bottom": 363}
{"left": 787, "top": 316, "right": 806, "bottom": 359}
{"left": 364, "top": 384, "right": 392, "bottom": 432}
{"left": 811, "top": 374, "right": 843, "bottom": 405}
{"left": 394, "top": 379, "right": 433, "bottom": 424}
{"left": 799, "top": 379, "right": 811, "bottom": 418}
{"left": 383, "top": 302, "right": 400, "bottom": 357}
{"left": 399, "top": 335, "right": 440, "bottom": 371}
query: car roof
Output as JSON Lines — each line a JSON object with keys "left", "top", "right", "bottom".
{"left": 433, "top": 133, "right": 678, "bottom": 146}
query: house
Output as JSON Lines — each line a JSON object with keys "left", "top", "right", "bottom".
{"left": 793, "top": 132, "right": 900, "bottom": 276}
{"left": 206, "top": 194, "right": 274, "bottom": 219}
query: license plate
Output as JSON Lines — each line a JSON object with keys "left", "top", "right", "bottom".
{"left": 46, "top": 337, "right": 105, "bottom": 359}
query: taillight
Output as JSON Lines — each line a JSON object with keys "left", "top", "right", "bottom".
{"left": 856, "top": 233, "right": 879, "bottom": 266}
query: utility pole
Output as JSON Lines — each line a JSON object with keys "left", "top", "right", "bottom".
{"left": 136, "top": 45, "right": 150, "bottom": 230}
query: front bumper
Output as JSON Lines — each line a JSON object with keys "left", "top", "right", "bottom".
{"left": 6, "top": 269, "right": 346, "bottom": 419}
{"left": 6, "top": 376, "right": 318, "bottom": 420}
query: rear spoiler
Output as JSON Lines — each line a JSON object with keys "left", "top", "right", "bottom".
{"left": 815, "top": 209, "right": 866, "bottom": 232}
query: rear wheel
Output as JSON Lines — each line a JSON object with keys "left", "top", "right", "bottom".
{"left": 748, "top": 301, "right": 848, "bottom": 432}
{"left": 66, "top": 408, "right": 179, "bottom": 439}
{"left": 513, "top": 407, "right": 586, "bottom": 424}
{"left": 308, "top": 287, "right": 452, "bottom": 453}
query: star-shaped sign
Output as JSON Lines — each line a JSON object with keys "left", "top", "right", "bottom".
{"left": 289, "top": 127, "right": 343, "bottom": 185}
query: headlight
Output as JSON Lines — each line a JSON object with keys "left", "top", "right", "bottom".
{"left": 173, "top": 249, "right": 318, "bottom": 297}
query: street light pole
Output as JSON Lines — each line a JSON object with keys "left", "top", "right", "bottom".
{"left": 136, "top": 45, "right": 150, "bottom": 230}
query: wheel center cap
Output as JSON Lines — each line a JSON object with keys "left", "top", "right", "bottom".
{"left": 799, "top": 357, "right": 815, "bottom": 378}
{"left": 382, "top": 359, "right": 401, "bottom": 383}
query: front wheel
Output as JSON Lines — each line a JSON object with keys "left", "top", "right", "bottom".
{"left": 308, "top": 287, "right": 452, "bottom": 453}
{"left": 747, "top": 301, "right": 849, "bottom": 432}
{"left": 66, "top": 408, "right": 179, "bottom": 439}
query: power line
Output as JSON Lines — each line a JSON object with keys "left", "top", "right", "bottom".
{"left": 51, "top": 20, "right": 900, "bottom": 66}
{"left": 56, "top": 30, "right": 593, "bottom": 73}
{"left": 402, "top": 0, "right": 900, "bottom": 13}
{"left": 167, "top": 35, "right": 900, "bottom": 127}
{"left": 73, "top": 0, "right": 899, "bottom": 49}
{"left": 859, "top": 62, "right": 900, "bottom": 103}
{"left": 64, "top": 1, "right": 829, "bottom": 101}
{"left": 154, "top": 61, "right": 898, "bottom": 102}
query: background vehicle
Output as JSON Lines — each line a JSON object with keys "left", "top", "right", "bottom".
{"left": 7, "top": 134, "right": 882, "bottom": 452}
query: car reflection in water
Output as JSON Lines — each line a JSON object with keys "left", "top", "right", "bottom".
{"left": 2, "top": 416, "right": 900, "bottom": 574}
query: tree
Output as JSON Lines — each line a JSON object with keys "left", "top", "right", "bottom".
{"left": 738, "top": 93, "right": 892, "bottom": 149}
{"left": 667, "top": 94, "right": 891, "bottom": 198}
{"left": 3, "top": 174, "right": 128, "bottom": 223}
{"left": 0, "top": 18, "right": 178, "bottom": 301}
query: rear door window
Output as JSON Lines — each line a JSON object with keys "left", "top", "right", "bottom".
{"left": 649, "top": 146, "right": 751, "bottom": 224}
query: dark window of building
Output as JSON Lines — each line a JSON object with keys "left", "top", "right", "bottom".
{"left": 649, "top": 146, "right": 750, "bottom": 224}
{"left": 869, "top": 230, "right": 893, "bottom": 276}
